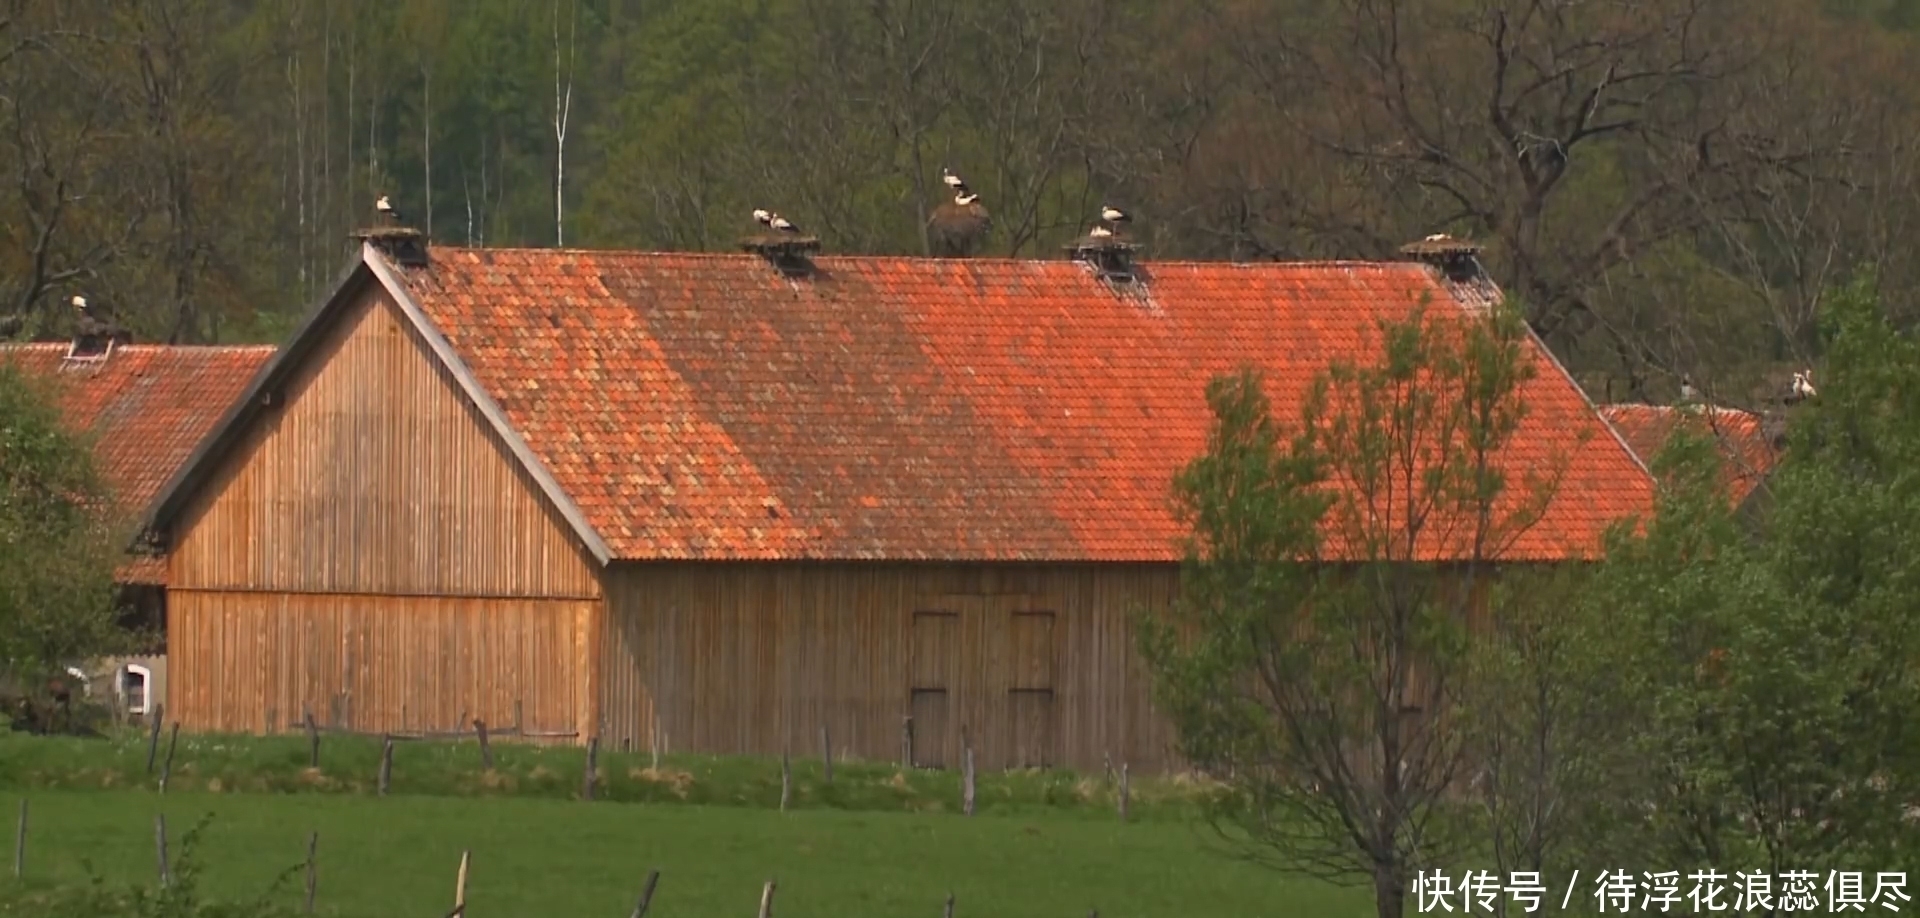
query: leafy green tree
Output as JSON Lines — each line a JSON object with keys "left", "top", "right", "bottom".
{"left": 1567, "top": 273, "right": 1920, "bottom": 881}
{"left": 0, "top": 363, "right": 126, "bottom": 712}
{"left": 1139, "top": 300, "right": 1561, "bottom": 918}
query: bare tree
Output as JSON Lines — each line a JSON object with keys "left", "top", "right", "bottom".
{"left": 0, "top": 4, "right": 145, "bottom": 335}
{"left": 552, "top": 0, "right": 577, "bottom": 246}
{"left": 1189, "top": 0, "right": 1874, "bottom": 396}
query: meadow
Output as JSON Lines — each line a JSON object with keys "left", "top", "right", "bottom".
{"left": 0, "top": 733, "right": 1358, "bottom": 917}
{"left": 0, "top": 790, "right": 1365, "bottom": 918}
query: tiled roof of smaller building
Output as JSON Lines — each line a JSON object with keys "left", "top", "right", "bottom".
{"left": 0, "top": 343, "right": 275, "bottom": 583}
{"left": 1600, "top": 403, "right": 1778, "bottom": 506}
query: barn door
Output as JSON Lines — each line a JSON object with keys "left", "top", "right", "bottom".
{"left": 1006, "top": 610, "right": 1057, "bottom": 769}
{"left": 910, "top": 609, "right": 959, "bottom": 768}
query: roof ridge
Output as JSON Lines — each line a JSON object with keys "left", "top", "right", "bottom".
{"left": 425, "top": 245, "right": 1427, "bottom": 271}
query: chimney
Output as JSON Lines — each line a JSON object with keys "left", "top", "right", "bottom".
{"left": 1398, "top": 234, "right": 1486, "bottom": 283}
{"left": 1065, "top": 234, "right": 1143, "bottom": 284}
{"left": 738, "top": 234, "right": 822, "bottom": 278}
{"left": 352, "top": 226, "right": 431, "bottom": 267}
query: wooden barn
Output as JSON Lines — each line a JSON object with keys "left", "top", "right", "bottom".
{"left": 0, "top": 341, "right": 276, "bottom": 717}
{"left": 137, "top": 236, "right": 1654, "bottom": 772}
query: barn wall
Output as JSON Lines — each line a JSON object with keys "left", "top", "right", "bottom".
{"left": 165, "top": 277, "right": 603, "bottom": 739}
{"left": 168, "top": 280, "right": 600, "bottom": 599}
{"left": 168, "top": 589, "right": 594, "bottom": 737}
{"left": 599, "top": 562, "right": 1181, "bottom": 773}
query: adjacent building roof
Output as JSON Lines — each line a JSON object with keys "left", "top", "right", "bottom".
{"left": 0, "top": 343, "right": 276, "bottom": 583}
{"left": 148, "top": 244, "right": 1657, "bottom": 564}
{"left": 1600, "top": 403, "right": 1779, "bottom": 506}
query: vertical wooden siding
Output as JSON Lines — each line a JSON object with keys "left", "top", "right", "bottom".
{"left": 169, "top": 282, "right": 600, "bottom": 598}
{"left": 169, "top": 590, "right": 591, "bottom": 736}
{"left": 166, "top": 279, "right": 602, "bottom": 739}
{"left": 600, "top": 563, "right": 1181, "bottom": 773}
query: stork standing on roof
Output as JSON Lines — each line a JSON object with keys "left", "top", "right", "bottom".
{"left": 769, "top": 213, "right": 801, "bottom": 234}
{"left": 376, "top": 194, "right": 403, "bottom": 224}
{"left": 1088, "top": 204, "right": 1132, "bottom": 241}
{"left": 752, "top": 208, "right": 774, "bottom": 229}
{"left": 942, "top": 167, "right": 968, "bottom": 193}
{"left": 1679, "top": 374, "right": 1700, "bottom": 404}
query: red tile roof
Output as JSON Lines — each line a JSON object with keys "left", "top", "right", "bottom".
{"left": 0, "top": 343, "right": 275, "bottom": 583}
{"left": 1600, "top": 403, "right": 1778, "bottom": 506}
{"left": 379, "top": 248, "right": 1653, "bottom": 562}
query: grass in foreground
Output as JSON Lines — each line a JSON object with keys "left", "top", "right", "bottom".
{"left": 0, "top": 789, "right": 1365, "bottom": 918}
{"left": 0, "top": 731, "right": 1216, "bottom": 819}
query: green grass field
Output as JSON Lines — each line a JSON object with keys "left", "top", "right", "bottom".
{"left": 0, "top": 789, "right": 1366, "bottom": 918}
{"left": 0, "top": 731, "right": 1217, "bottom": 819}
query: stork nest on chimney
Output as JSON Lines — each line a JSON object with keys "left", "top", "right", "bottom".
{"left": 737, "top": 235, "right": 822, "bottom": 257}
{"left": 1397, "top": 236, "right": 1483, "bottom": 259}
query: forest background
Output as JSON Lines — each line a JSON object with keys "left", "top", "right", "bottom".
{"left": 4, "top": 0, "right": 1918, "bottom": 405}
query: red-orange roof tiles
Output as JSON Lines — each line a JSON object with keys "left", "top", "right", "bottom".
{"left": 389, "top": 249, "right": 1654, "bottom": 562}
{"left": 0, "top": 343, "right": 275, "bottom": 583}
{"left": 1600, "top": 403, "right": 1778, "bottom": 506}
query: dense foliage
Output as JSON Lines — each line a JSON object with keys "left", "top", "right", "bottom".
{"left": 0, "top": 364, "right": 125, "bottom": 709}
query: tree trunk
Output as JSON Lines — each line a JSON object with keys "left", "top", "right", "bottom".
{"left": 1374, "top": 866, "right": 1406, "bottom": 918}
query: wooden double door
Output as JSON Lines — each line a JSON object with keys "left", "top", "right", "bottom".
{"left": 908, "top": 595, "right": 1058, "bottom": 771}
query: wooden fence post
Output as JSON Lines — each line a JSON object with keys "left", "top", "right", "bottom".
{"left": 582, "top": 736, "right": 600, "bottom": 801}
{"left": 452, "top": 850, "right": 470, "bottom": 916}
{"left": 902, "top": 716, "right": 914, "bottom": 769}
{"left": 329, "top": 694, "right": 344, "bottom": 730}
{"left": 304, "top": 707, "right": 319, "bottom": 768}
{"left": 757, "top": 879, "right": 777, "bottom": 918}
{"left": 474, "top": 720, "right": 493, "bottom": 771}
{"left": 961, "top": 727, "right": 976, "bottom": 817}
{"left": 378, "top": 735, "right": 394, "bottom": 796}
{"left": 630, "top": 869, "right": 661, "bottom": 918}
{"left": 12, "top": 798, "right": 25, "bottom": 878}
{"left": 154, "top": 814, "right": 170, "bottom": 887}
{"left": 780, "top": 744, "right": 792, "bottom": 812}
{"left": 514, "top": 700, "right": 524, "bottom": 735}
{"left": 145, "top": 706, "right": 165, "bottom": 774}
{"left": 1118, "top": 763, "right": 1130, "bottom": 821}
{"left": 303, "top": 831, "right": 319, "bottom": 914}
{"left": 649, "top": 723, "right": 660, "bottom": 771}
{"left": 267, "top": 707, "right": 279, "bottom": 735}
{"left": 158, "top": 723, "right": 181, "bottom": 794}
{"left": 820, "top": 724, "right": 832, "bottom": 785}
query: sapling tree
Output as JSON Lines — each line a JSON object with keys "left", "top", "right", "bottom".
{"left": 1140, "top": 299, "right": 1565, "bottom": 918}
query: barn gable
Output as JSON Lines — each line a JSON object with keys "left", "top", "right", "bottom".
{"left": 146, "top": 251, "right": 608, "bottom": 592}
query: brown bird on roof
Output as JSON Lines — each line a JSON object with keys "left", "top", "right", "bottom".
{"left": 927, "top": 188, "right": 992, "bottom": 258}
